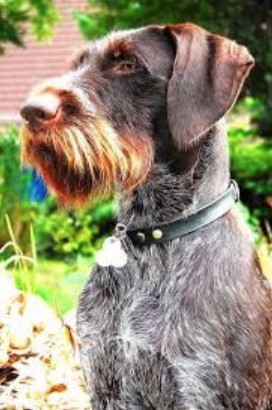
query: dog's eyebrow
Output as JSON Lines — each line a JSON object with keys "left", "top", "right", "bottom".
{"left": 105, "top": 37, "right": 136, "bottom": 58}
{"left": 70, "top": 48, "right": 91, "bottom": 69}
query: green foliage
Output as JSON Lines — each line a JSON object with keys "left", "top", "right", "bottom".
{"left": 0, "top": 0, "right": 59, "bottom": 51}
{"left": 0, "top": 127, "right": 23, "bottom": 215}
{"left": 0, "top": 127, "right": 39, "bottom": 247}
{"left": 237, "top": 202, "right": 262, "bottom": 243}
{"left": 76, "top": 0, "right": 272, "bottom": 134}
{"left": 229, "top": 128, "right": 272, "bottom": 196}
{"left": 74, "top": 0, "right": 212, "bottom": 36}
{"left": 227, "top": 98, "right": 272, "bottom": 232}
{"left": 35, "top": 197, "right": 117, "bottom": 259}
{"left": 228, "top": 98, "right": 272, "bottom": 196}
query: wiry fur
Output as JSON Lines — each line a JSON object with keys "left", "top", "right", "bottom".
{"left": 22, "top": 113, "right": 153, "bottom": 205}
{"left": 77, "top": 124, "right": 272, "bottom": 410}
{"left": 20, "top": 23, "right": 272, "bottom": 410}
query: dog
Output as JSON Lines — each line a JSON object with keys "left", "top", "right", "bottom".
{"left": 20, "top": 23, "right": 272, "bottom": 410}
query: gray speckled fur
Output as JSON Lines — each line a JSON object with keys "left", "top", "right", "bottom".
{"left": 77, "top": 120, "right": 272, "bottom": 409}
{"left": 20, "top": 21, "right": 272, "bottom": 409}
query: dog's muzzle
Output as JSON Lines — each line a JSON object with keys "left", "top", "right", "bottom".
{"left": 20, "top": 86, "right": 154, "bottom": 206}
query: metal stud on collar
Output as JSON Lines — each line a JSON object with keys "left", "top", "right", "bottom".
{"left": 152, "top": 229, "right": 163, "bottom": 240}
{"left": 136, "top": 232, "right": 146, "bottom": 243}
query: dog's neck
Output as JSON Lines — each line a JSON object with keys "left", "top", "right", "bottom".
{"left": 119, "top": 119, "right": 230, "bottom": 230}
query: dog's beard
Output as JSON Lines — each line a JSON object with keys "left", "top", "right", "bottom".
{"left": 21, "top": 117, "right": 154, "bottom": 205}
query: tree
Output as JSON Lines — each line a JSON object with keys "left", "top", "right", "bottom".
{"left": 74, "top": 0, "right": 272, "bottom": 135}
{"left": 0, "top": 0, "right": 58, "bottom": 52}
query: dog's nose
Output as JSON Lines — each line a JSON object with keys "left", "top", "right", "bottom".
{"left": 20, "top": 93, "right": 60, "bottom": 127}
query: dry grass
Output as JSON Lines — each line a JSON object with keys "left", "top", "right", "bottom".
{"left": 0, "top": 263, "right": 91, "bottom": 410}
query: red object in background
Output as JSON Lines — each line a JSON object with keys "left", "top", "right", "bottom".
{"left": 0, "top": 0, "right": 87, "bottom": 126}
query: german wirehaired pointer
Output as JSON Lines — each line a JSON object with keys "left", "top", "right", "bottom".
{"left": 20, "top": 23, "right": 272, "bottom": 410}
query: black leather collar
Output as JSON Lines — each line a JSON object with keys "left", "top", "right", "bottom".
{"left": 126, "top": 180, "right": 240, "bottom": 246}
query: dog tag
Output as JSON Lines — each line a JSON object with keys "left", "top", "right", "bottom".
{"left": 96, "top": 236, "right": 128, "bottom": 268}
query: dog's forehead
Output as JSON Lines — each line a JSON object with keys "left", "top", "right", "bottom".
{"left": 81, "top": 26, "right": 174, "bottom": 76}
{"left": 96, "top": 28, "right": 144, "bottom": 50}
{"left": 88, "top": 29, "right": 143, "bottom": 59}
{"left": 71, "top": 29, "right": 140, "bottom": 69}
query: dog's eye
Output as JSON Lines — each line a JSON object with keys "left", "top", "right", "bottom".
{"left": 111, "top": 58, "right": 140, "bottom": 75}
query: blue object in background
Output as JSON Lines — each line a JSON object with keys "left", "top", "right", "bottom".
{"left": 29, "top": 170, "right": 47, "bottom": 202}
{"left": 23, "top": 169, "right": 47, "bottom": 202}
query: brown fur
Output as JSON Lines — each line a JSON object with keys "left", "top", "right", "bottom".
{"left": 22, "top": 110, "right": 153, "bottom": 206}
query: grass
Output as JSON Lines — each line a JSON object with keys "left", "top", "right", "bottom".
{"left": 2, "top": 215, "right": 92, "bottom": 313}
{"left": 10, "top": 258, "right": 92, "bottom": 313}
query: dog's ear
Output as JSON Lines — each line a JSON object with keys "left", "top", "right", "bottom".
{"left": 165, "top": 23, "right": 254, "bottom": 150}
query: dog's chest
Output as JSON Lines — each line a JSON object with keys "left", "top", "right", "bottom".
{"left": 77, "top": 242, "right": 199, "bottom": 363}
{"left": 79, "top": 262, "right": 165, "bottom": 352}
{"left": 77, "top": 260, "right": 183, "bottom": 406}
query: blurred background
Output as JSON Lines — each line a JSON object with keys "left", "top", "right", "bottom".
{"left": 0, "top": 0, "right": 271, "bottom": 312}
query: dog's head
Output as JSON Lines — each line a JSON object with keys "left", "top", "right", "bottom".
{"left": 20, "top": 23, "right": 254, "bottom": 205}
